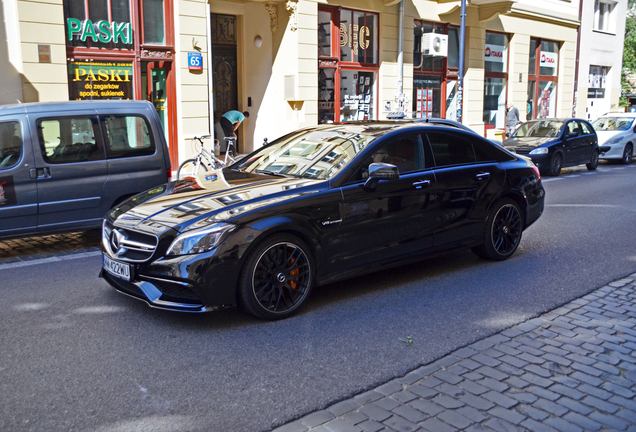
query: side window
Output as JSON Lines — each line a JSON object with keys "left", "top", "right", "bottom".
{"left": 580, "top": 121, "right": 593, "bottom": 135}
{"left": 426, "top": 132, "right": 477, "bottom": 167}
{"left": 347, "top": 133, "right": 425, "bottom": 182}
{"left": 0, "top": 121, "right": 23, "bottom": 169}
{"left": 566, "top": 121, "right": 580, "bottom": 136}
{"left": 103, "top": 115, "right": 155, "bottom": 159}
{"left": 38, "top": 117, "right": 104, "bottom": 164}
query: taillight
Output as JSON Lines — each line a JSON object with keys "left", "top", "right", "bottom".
{"left": 166, "top": 169, "right": 172, "bottom": 182}
{"left": 532, "top": 165, "right": 541, "bottom": 180}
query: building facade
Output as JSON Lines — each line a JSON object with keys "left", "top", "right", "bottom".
{"left": 1, "top": 0, "right": 611, "bottom": 166}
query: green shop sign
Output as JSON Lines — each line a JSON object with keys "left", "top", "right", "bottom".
{"left": 67, "top": 18, "right": 132, "bottom": 44}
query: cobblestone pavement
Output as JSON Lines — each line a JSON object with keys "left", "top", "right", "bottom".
{"left": 274, "top": 274, "right": 636, "bottom": 432}
{"left": 0, "top": 230, "right": 101, "bottom": 264}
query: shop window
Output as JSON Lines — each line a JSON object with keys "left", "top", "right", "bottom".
{"left": 447, "top": 28, "right": 460, "bottom": 69}
{"left": 588, "top": 65, "right": 609, "bottom": 99}
{"left": 594, "top": 0, "right": 616, "bottom": 33}
{"left": 143, "top": 0, "right": 166, "bottom": 45}
{"left": 65, "top": 0, "right": 132, "bottom": 49}
{"left": 527, "top": 38, "right": 559, "bottom": 119}
{"left": 319, "top": 6, "right": 378, "bottom": 122}
{"left": 0, "top": 122, "right": 22, "bottom": 169}
{"left": 38, "top": 117, "right": 104, "bottom": 164}
{"left": 483, "top": 32, "right": 509, "bottom": 129}
{"left": 413, "top": 77, "right": 441, "bottom": 119}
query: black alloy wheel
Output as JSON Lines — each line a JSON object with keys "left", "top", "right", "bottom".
{"left": 586, "top": 149, "right": 599, "bottom": 171}
{"left": 239, "top": 234, "right": 314, "bottom": 320}
{"left": 548, "top": 152, "right": 563, "bottom": 176}
{"left": 472, "top": 198, "right": 523, "bottom": 261}
{"left": 622, "top": 144, "right": 633, "bottom": 165}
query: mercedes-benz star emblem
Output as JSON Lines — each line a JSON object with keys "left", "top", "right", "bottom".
{"left": 110, "top": 229, "right": 128, "bottom": 256}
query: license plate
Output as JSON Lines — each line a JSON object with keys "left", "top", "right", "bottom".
{"left": 103, "top": 254, "right": 131, "bottom": 281}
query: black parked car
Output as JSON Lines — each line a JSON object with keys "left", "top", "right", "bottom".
{"left": 101, "top": 121, "right": 545, "bottom": 320}
{"left": 502, "top": 118, "right": 599, "bottom": 176}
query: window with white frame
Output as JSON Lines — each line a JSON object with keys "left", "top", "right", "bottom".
{"left": 594, "top": 0, "right": 616, "bottom": 33}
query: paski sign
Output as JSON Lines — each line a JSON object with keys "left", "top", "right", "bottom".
{"left": 484, "top": 44, "right": 504, "bottom": 63}
{"left": 540, "top": 51, "right": 558, "bottom": 69}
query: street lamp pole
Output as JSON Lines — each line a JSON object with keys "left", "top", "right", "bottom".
{"left": 457, "top": 0, "right": 466, "bottom": 124}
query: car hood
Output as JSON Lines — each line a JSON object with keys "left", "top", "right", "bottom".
{"left": 108, "top": 169, "right": 323, "bottom": 234}
{"left": 502, "top": 136, "right": 554, "bottom": 150}
{"left": 596, "top": 130, "right": 624, "bottom": 144}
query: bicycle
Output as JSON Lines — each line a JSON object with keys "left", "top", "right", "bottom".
{"left": 177, "top": 136, "right": 240, "bottom": 179}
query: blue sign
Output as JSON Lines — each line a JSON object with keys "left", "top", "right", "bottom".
{"left": 187, "top": 52, "right": 203, "bottom": 71}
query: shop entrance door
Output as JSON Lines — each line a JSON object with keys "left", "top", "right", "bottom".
{"left": 142, "top": 62, "right": 168, "bottom": 138}
{"left": 212, "top": 44, "right": 238, "bottom": 151}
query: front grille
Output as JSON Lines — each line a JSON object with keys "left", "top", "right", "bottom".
{"left": 153, "top": 280, "right": 200, "bottom": 302}
{"left": 103, "top": 221, "right": 158, "bottom": 263}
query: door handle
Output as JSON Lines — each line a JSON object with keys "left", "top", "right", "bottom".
{"left": 30, "top": 167, "right": 51, "bottom": 179}
{"left": 413, "top": 179, "right": 431, "bottom": 189}
{"left": 476, "top": 172, "right": 490, "bottom": 180}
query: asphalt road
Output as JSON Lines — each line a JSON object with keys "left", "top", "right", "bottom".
{"left": 1, "top": 162, "right": 635, "bottom": 432}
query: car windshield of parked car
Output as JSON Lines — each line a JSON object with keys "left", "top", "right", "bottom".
{"left": 234, "top": 125, "right": 393, "bottom": 179}
{"left": 592, "top": 117, "right": 634, "bottom": 131}
{"left": 513, "top": 121, "right": 564, "bottom": 138}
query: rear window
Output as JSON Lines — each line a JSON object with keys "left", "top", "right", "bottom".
{"left": 102, "top": 115, "right": 155, "bottom": 159}
{"left": 0, "top": 121, "right": 22, "bottom": 169}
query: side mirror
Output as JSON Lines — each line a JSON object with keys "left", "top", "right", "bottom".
{"left": 566, "top": 131, "right": 579, "bottom": 138}
{"left": 363, "top": 163, "right": 399, "bottom": 192}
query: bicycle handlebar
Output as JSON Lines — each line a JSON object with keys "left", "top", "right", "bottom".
{"left": 190, "top": 135, "right": 211, "bottom": 141}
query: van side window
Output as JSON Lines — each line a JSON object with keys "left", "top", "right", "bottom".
{"left": 0, "top": 122, "right": 22, "bottom": 169}
{"left": 37, "top": 117, "right": 104, "bottom": 164}
{"left": 103, "top": 115, "right": 155, "bottom": 158}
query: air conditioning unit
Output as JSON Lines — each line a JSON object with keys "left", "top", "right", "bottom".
{"left": 422, "top": 33, "right": 448, "bottom": 57}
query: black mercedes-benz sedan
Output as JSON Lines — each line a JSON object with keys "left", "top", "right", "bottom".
{"left": 502, "top": 118, "right": 599, "bottom": 176}
{"left": 100, "top": 121, "right": 545, "bottom": 320}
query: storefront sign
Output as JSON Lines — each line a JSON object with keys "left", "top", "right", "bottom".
{"left": 187, "top": 52, "right": 203, "bottom": 71}
{"left": 587, "top": 88, "right": 605, "bottom": 99}
{"left": 484, "top": 44, "right": 504, "bottom": 62}
{"left": 66, "top": 18, "right": 132, "bottom": 45}
{"left": 68, "top": 60, "right": 133, "bottom": 100}
{"left": 539, "top": 51, "right": 558, "bottom": 69}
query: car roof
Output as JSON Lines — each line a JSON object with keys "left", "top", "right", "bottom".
{"left": 595, "top": 113, "right": 636, "bottom": 118}
{"left": 315, "top": 119, "right": 478, "bottom": 136}
{"left": 0, "top": 100, "right": 154, "bottom": 116}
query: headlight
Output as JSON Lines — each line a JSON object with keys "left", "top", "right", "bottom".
{"left": 606, "top": 136, "right": 624, "bottom": 145}
{"left": 167, "top": 223, "right": 237, "bottom": 256}
{"left": 529, "top": 147, "right": 548, "bottom": 155}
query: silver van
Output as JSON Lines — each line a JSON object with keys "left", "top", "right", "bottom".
{"left": 0, "top": 100, "right": 172, "bottom": 239}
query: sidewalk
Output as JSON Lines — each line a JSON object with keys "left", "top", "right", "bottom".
{"left": 0, "top": 230, "right": 100, "bottom": 264}
{"left": 273, "top": 274, "right": 636, "bottom": 432}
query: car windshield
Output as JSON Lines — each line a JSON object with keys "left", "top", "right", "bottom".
{"left": 512, "top": 121, "right": 564, "bottom": 138}
{"left": 234, "top": 124, "right": 394, "bottom": 179}
{"left": 592, "top": 117, "right": 634, "bottom": 131}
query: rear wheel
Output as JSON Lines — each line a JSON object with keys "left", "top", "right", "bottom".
{"left": 548, "top": 153, "right": 562, "bottom": 176}
{"left": 586, "top": 149, "right": 599, "bottom": 171}
{"left": 622, "top": 144, "right": 633, "bottom": 164}
{"left": 238, "top": 234, "right": 314, "bottom": 320}
{"left": 472, "top": 198, "right": 523, "bottom": 261}
{"left": 177, "top": 158, "right": 208, "bottom": 179}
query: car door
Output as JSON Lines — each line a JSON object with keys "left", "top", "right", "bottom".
{"left": 0, "top": 117, "right": 38, "bottom": 237}
{"left": 563, "top": 120, "right": 587, "bottom": 165}
{"left": 30, "top": 112, "right": 108, "bottom": 231}
{"left": 337, "top": 132, "right": 437, "bottom": 270}
{"left": 578, "top": 120, "right": 597, "bottom": 161}
{"left": 426, "top": 131, "right": 506, "bottom": 247}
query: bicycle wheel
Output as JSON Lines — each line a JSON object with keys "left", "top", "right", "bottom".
{"left": 177, "top": 158, "right": 208, "bottom": 179}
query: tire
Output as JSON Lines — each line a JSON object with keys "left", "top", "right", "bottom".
{"left": 238, "top": 234, "right": 314, "bottom": 320}
{"left": 177, "top": 158, "right": 208, "bottom": 179}
{"left": 548, "top": 153, "right": 562, "bottom": 176}
{"left": 472, "top": 198, "right": 523, "bottom": 261}
{"left": 586, "top": 149, "right": 599, "bottom": 171}
{"left": 621, "top": 143, "right": 633, "bottom": 165}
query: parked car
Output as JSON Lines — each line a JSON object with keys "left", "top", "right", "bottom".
{"left": 591, "top": 113, "right": 635, "bottom": 164}
{"left": 502, "top": 118, "right": 599, "bottom": 176}
{"left": 100, "top": 121, "right": 545, "bottom": 320}
{"left": 0, "top": 100, "right": 172, "bottom": 239}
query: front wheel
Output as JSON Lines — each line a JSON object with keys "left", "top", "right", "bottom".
{"left": 238, "top": 234, "right": 314, "bottom": 320}
{"left": 472, "top": 198, "right": 523, "bottom": 261}
{"left": 177, "top": 158, "right": 208, "bottom": 179}
{"left": 586, "top": 149, "right": 599, "bottom": 171}
{"left": 622, "top": 144, "right": 633, "bottom": 165}
{"left": 548, "top": 153, "right": 562, "bottom": 176}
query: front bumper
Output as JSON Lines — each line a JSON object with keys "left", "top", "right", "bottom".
{"left": 599, "top": 143, "right": 624, "bottom": 159}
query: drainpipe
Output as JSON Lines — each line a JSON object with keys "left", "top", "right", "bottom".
{"left": 573, "top": 0, "right": 583, "bottom": 118}
{"left": 457, "top": 0, "right": 466, "bottom": 124}
{"left": 397, "top": 0, "right": 404, "bottom": 96}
